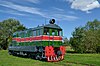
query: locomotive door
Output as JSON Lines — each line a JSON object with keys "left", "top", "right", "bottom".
{"left": 52, "top": 30, "right": 55, "bottom": 46}
{"left": 49, "top": 29, "right": 55, "bottom": 46}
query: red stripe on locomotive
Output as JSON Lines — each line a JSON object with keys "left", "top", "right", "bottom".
{"left": 12, "top": 35, "right": 62, "bottom": 42}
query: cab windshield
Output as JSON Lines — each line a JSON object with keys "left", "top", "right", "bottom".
{"left": 44, "top": 28, "right": 63, "bottom": 36}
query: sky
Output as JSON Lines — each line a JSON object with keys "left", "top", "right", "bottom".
{"left": 0, "top": 0, "right": 100, "bottom": 39}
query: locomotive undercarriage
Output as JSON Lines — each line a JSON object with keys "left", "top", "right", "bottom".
{"left": 8, "top": 46, "right": 65, "bottom": 62}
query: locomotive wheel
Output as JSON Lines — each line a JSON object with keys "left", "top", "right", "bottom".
{"left": 30, "top": 53, "right": 34, "bottom": 59}
{"left": 8, "top": 51, "right": 12, "bottom": 55}
{"left": 35, "top": 54, "right": 39, "bottom": 60}
{"left": 12, "top": 51, "right": 16, "bottom": 56}
{"left": 39, "top": 56, "right": 42, "bottom": 60}
{"left": 27, "top": 53, "right": 31, "bottom": 58}
{"left": 35, "top": 54, "right": 42, "bottom": 60}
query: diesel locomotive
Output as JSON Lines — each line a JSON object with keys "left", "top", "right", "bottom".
{"left": 8, "top": 19, "right": 65, "bottom": 62}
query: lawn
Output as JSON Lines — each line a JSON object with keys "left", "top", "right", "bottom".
{"left": 0, "top": 50, "right": 100, "bottom": 66}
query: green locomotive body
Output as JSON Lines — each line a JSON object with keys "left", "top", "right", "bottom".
{"left": 8, "top": 19, "right": 65, "bottom": 62}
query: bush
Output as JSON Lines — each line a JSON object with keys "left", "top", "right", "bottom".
{"left": 0, "top": 46, "right": 1, "bottom": 50}
{"left": 96, "top": 45, "right": 100, "bottom": 53}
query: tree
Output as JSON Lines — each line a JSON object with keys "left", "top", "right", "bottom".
{"left": 63, "top": 37, "right": 69, "bottom": 46}
{"left": 0, "top": 18, "right": 26, "bottom": 50}
{"left": 70, "top": 19, "right": 100, "bottom": 53}
{"left": 69, "top": 27, "right": 86, "bottom": 53}
{"left": 84, "top": 19, "right": 100, "bottom": 53}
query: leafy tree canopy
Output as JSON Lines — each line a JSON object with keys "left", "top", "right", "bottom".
{"left": 70, "top": 19, "right": 100, "bottom": 53}
{"left": 0, "top": 18, "right": 26, "bottom": 50}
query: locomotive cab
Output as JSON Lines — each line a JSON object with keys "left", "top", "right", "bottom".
{"left": 43, "top": 24, "right": 63, "bottom": 46}
{"left": 42, "top": 19, "right": 63, "bottom": 47}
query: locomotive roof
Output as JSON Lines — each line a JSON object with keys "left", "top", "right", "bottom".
{"left": 31, "top": 24, "right": 62, "bottom": 30}
{"left": 14, "top": 23, "right": 62, "bottom": 34}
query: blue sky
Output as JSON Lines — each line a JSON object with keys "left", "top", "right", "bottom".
{"left": 0, "top": 0, "right": 100, "bottom": 39}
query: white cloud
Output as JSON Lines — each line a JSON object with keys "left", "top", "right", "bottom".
{"left": 47, "top": 7, "right": 78, "bottom": 21}
{"left": 67, "top": 0, "right": 100, "bottom": 13}
{"left": 52, "top": 7, "right": 64, "bottom": 11}
{"left": 0, "top": 1, "right": 46, "bottom": 17}
{"left": 65, "top": 0, "right": 74, "bottom": 3}
{"left": 0, "top": 1, "right": 79, "bottom": 21}
{"left": 24, "top": 0, "right": 40, "bottom": 4}
{"left": 48, "top": 13, "right": 78, "bottom": 21}
{"left": 68, "top": 11, "right": 76, "bottom": 14}
{"left": 0, "top": 10, "right": 26, "bottom": 16}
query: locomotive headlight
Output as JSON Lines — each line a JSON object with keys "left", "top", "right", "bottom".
{"left": 49, "top": 19, "right": 55, "bottom": 24}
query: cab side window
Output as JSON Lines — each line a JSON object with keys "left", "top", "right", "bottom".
{"left": 40, "top": 29, "right": 43, "bottom": 35}
{"left": 37, "top": 30, "right": 40, "bottom": 36}
{"left": 33, "top": 30, "right": 36, "bottom": 36}
{"left": 44, "top": 29, "right": 48, "bottom": 35}
{"left": 59, "top": 30, "right": 63, "bottom": 36}
{"left": 13, "top": 34, "right": 16, "bottom": 38}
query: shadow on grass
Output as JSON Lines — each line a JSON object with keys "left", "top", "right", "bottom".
{"left": 66, "top": 50, "right": 100, "bottom": 54}
{"left": 66, "top": 51, "right": 77, "bottom": 53}
{"left": 11, "top": 54, "right": 47, "bottom": 62}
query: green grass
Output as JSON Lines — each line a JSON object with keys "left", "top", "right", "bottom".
{"left": 62, "top": 53, "right": 100, "bottom": 66}
{"left": 0, "top": 50, "right": 100, "bottom": 66}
